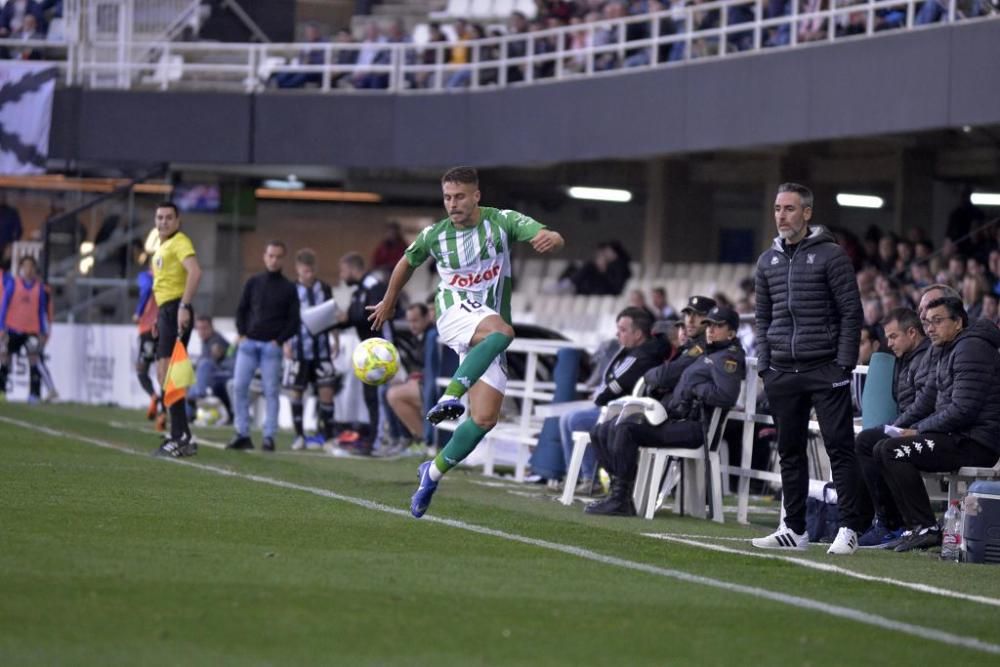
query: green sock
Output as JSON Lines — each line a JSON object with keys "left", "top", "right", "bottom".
{"left": 444, "top": 332, "right": 513, "bottom": 398}
{"left": 434, "top": 419, "right": 491, "bottom": 473}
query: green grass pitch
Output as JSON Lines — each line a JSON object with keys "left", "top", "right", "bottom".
{"left": 2, "top": 402, "right": 999, "bottom": 666}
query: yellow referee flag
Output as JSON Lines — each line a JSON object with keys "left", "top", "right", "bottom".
{"left": 163, "top": 340, "right": 195, "bottom": 407}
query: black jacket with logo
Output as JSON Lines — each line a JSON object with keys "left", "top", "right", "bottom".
{"left": 593, "top": 334, "right": 670, "bottom": 406}
{"left": 754, "top": 225, "right": 863, "bottom": 372}
{"left": 895, "top": 319, "right": 1000, "bottom": 453}
{"left": 892, "top": 336, "right": 931, "bottom": 415}
{"left": 642, "top": 335, "right": 707, "bottom": 401}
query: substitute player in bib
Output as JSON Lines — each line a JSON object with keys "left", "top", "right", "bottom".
{"left": 151, "top": 202, "right": 202, "bottom": 457}
{"left": 367, "top": 166, "right": 564, "bottom": 518}
{"left": 0, "top": 255, "right": 49, "bottom": 403}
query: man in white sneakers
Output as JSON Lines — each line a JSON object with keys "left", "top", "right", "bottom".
{"left": 750, "top": 183, "right": 865, "bottom": 555}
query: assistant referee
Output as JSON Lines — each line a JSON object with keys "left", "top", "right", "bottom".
{"left": 151, "top": 201, "right": 202, "bottom": 457}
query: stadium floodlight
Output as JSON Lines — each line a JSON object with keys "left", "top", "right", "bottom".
{"left": 970, "top": 192, "right": 1000, "bottom": 207}
{"left": 567, "top": 186, "right": 632, "bottom": 203}
{"left": 836, "top": 193, "right": 884, "bottom": 209}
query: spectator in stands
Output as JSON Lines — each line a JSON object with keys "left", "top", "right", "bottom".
{"left": 961, "top": 274, "right": 988, "bottom": 321}
{"left": 650, "top": 286, "right": 677, "bottom": 320}
{"left": 594, "top": 0, "right": 626, "bottom": 71}
{"left": 371, "top": 221, "right": 407, "bottom": 274}
{"left": 10, "top": 12, "right": 43, "bottom": 59}
{"left": 416, "top": 23, "right": 447, "bottom": 89}
{"left": 878, "top": 296, "right": 1000, "bottom": 552}
{"left": 505, "top": 11, "right": 530, "bottom": 82}
{"left": 982, "top": 292, "right": 999, "bottom": 326}
{"left": 626, "top": 288, "right": 657, "bottom": 321}
{"left": 386, "top": 303, "right": 436, "bottom": 454}
{"left": 0, "top": 0, "right": 44, "bottom": 38}
{"left": 273, "top": 22, "right": 326, "bottom": 89}
{"left": 586, "top": 305, "right": 745, "bottom": 516}
{"left": 447, "top": 22, "right": 488, "bottom": 88}
{"left": 550, "top": 307, "right": 668, "bottom": 494}
{"left": 351, "top": 21, "right": 388, "bottom": 89}
{"left": 563, "top": 15, "right": 591, "bottom": 73}
{"left": 569, "top": 241, "right": 631, "bottom": 295}
{"left": 0, "top": 194, "right": 22, "bottom": 271}
{"left": 188, "top": 315, "right": 233, "bottom": 424}
{"left": 751, "top": 182, "right": 865, "bottom": 555}
{"left": 331, "top": 28, "right": 359, "bottom": 88}
{"left": 228, "top": 241, "right": 300, "bottom": 452}
{"left": 854, "top": 307, "right": 929, "bottom": 547}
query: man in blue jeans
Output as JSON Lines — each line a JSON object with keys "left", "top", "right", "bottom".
{"left": 227, "top": 241, "right": 300, "bottom": 452}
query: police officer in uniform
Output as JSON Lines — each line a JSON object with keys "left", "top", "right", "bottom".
{"left": 585, "top": 305, "right": 746, "bottom": 516}
{"left": 586, "top": 295, "right": 715, "bottom": 480}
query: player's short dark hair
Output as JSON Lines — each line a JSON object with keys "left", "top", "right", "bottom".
{"left": 18, "top": 255, "right": 38, "bottom": 270}
{"left": 925, "top": 296, "right": 968, "bottom": 327}
{"left": 777, "top": 182, "right": 814, "bottom": 209}
{"left": 441, "top": 166, "right": 479, "bottom": 186}
{"left": 860, "top": 324, "right": 880, "bottom": 344}
{"left": 295, "top": 248, "right": 316, "bottom": 267}
{"left": 617, "top": 307, "right": 653, "bottom": 338}
{"left": 340, "top": 252, "right": 365, "bottom": 271}
{"left": 266, "top": 240, "right": 287, "bottom": 253}
{"left": 883, "top": 307, "right": 922, "bottom": 335}
{"left": 155, "top": 201, "right": 179, "bottom": 215}
{"left": 407, "top": 302, "right": 429, "bottom": 317}
{"left": 195, "top": 314, "right": 213, "bottom": 325}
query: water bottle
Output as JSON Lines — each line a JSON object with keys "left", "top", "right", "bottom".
{"left": 940, "top": 500, "right": 963, "bottom": 562}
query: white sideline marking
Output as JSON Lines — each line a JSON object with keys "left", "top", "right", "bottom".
{"left": 5, "top": 414, "right": 1000, "bottom": 657}
{"left": 645, "top": 533, "right": 1000, "bottom": 609}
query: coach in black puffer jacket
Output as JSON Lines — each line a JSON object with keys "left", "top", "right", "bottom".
{"left": 755, "top": 225, "right": 863, "bottom": 372}
{"left": 895, "top": 318, "right": 1000, "bottom": 454}
{"left": 893, "top": 336, "right": 932, "bottom": 416}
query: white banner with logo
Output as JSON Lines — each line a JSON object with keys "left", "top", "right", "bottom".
{"left": 4, "top": 324, "right": 368, "bottom": 430}
{"left": 0, "top": 62, "right": 57, "bottom": 175}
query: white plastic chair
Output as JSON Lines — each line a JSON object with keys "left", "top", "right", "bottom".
{"left": 632, "top": 405, "right": 728, "bottom": 522}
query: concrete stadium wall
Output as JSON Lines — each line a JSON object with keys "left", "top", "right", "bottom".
{"left": 50, "top": 20, "right": 1000, "bottom": 168}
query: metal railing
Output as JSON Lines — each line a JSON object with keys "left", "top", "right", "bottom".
{"left": 4, "top": 0, "right": 996, "bottom": 92}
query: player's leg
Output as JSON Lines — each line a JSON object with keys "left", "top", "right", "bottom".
{"left": 427, "top": 302, "right": 513, "bottom": 424}
{"left": 25, "top": 336, "right": 41, "bottom": 402}
{"left": 285, "top": 357, "right": 306, "bottom": 448}
{"left": 259, "top": 342, "right": 282, "bottom": 451}
{"left": 315, "top": 359, "right": 338, "bottom": 443}
{"left": 0, "top": 334, "right": 9, "bottom": 398}
{"left": 412, "top": 359, "right": 506, "bottom": 518}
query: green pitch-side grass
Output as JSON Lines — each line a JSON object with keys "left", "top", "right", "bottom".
{"left": 1, "top": 402, "right": 999, "bottom": 666}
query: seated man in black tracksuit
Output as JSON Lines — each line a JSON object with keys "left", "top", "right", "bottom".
{"left": 854, "top": 307, "right": 931, "bottom": 548}
{"left": 876, "top": 296, "right": 1000, "bottom": 552}
{"left": 586, "top": 295, "right": 715, "bottom": 477}
{"left": 586, "top": 305, "right": 746, "bottom": 517}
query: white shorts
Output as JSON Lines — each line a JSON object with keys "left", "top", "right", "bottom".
{"left": 436, "top": 300, "right": 508, "bottom": 394}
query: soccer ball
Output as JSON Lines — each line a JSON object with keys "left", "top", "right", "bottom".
{"left": 352, "top": 337, "right": 400, "bottom": 386}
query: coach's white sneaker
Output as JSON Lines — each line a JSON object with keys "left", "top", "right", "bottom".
{"left": 291, "top": 436, "right": 306, "bottom": 451}
{"left": 751, "top": 526, "right": 809, "bottom": 550}
{"left": 827, "top": 527, "right": 859, "bottom": 555}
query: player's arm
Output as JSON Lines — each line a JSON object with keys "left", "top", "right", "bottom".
{"left": 178, "top": 255, "right": 202, "bottom": 331}
{"left": 530, "top": 229, "right": 564, "bottom": 254}
{"left": 0, "top": 277, "right": 13, "bottom": 341}
{"left": 367, "top": 256, "right": 414, "bottom": 332}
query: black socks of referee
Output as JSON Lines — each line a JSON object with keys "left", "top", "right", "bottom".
{"left": 169, "top": 401, "right": 189, "bottom": 441}
{"left": 291, "top": 399, "right": 304, "bottom": 438}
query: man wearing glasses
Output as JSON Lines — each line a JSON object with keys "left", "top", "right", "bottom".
{"left": 876, "top": 295, "right": 1000, "bottom": 552}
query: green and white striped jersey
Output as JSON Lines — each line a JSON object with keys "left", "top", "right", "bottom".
{"left": 404, "top": 207, "right": 545, "bottom": 323}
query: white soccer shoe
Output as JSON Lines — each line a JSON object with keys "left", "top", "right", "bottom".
{"left": 751, "top": 526, "right": 809, "bottom": 550}
{"left": 291, "top": 436, "right": 306, "bottom": 451}
{"left": 826, "top": 527, "right": 859, "bottom": 555}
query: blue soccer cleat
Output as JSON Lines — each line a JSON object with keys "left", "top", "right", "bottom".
{"left": 425, "top": 398, "right": 465, "bottom": 425}
{"left": 410, "top": 460, "right": 439, "bottom": 518}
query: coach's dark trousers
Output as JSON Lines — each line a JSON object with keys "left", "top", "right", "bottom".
{"left": 763, "top": 364, "right": 866, "bottom": 534}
